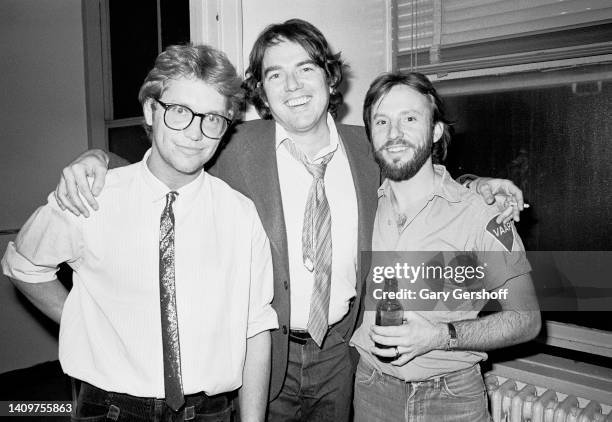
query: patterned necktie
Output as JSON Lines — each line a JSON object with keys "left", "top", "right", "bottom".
{"left": 284, "top": 140, "right": 334, "bottom": 347}
{"left": 159, "top": 191, "right": 184, "bottom": 411}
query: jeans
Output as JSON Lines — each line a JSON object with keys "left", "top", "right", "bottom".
{"left": 353, "top": 359, "right": 491, "bottom": 422}
{"left": 267, "top": 330, "right": 354, "bottom": 422}
{"left": 71, "top": 380, "right": 234, "bottom": 422}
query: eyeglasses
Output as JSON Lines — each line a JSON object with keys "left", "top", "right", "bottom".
{"left": 154, "top": 99, "right": 231, "bottom": 140}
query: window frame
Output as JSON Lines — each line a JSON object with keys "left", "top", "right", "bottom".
{"left": 391, "top": 0, "right": 612, "bottom": 361}
{"left": 81, "top": 0, "right": 197, "bottom": 150}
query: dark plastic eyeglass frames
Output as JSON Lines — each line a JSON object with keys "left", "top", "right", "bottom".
{"left": 154, "top": 98, "right": 231, "bottom": 140}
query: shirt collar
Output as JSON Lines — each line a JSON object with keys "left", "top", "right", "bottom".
{"left": 432, "top": 164, "right": 462, "bottom": 203}
{"left": 139, "top": 148, "right": 206, "bottom": 203}
{"left": 275, "top": 113, "right": 340, "bottom": 160}
{"left": 377, "top": 164, "right": 462, "bottom": 204}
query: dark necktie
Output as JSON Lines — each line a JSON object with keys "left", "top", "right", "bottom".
{"left": 159, "top": 191, "right": 184, "bottom": 411}
{"left": 284, "top": 140, "right": 334, "bottom": 347}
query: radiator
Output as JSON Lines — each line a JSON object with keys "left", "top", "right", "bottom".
{"left": 485, "top": 374, "right": 612, "bottom": 422}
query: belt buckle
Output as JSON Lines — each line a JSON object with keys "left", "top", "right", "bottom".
{"left": 289, "top": 330, "right": 310, "bottom": 345}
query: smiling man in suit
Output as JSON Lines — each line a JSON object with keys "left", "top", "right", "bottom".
{"left": 211, "top": 20, "right": 380, "bottom": 421}
{"left": 52, "top": 19, "right": 525, "bottom": 422}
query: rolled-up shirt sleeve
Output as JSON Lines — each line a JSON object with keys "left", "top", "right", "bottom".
{"left": 1, "top": 193, "right": 82, "bottom": 283}
{"left": 245, "top": 206, "right": 278, "bottom": 339}
{"left": 474, "top": 207, "right": 531, "bottom": 292}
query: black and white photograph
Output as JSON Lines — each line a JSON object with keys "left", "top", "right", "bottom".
{"left": 1, "top": 1, "right": 611, "bottom": 421}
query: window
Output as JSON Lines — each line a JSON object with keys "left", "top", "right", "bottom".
{"left": 393, "top": 0, "right": 612, "bottom": 361}
{"left": 394, "top": 0, "right": 612, "bottom": 79}
{"left": 443, "top": 82, "right": 612, "bottom": 335}
{"left": 83, "top": 0, "right": 190, "bottom": 162}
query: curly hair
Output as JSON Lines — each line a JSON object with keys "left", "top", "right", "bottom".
{"left": 363, "top": 72, "right": 452, "bottom": 163}
{"left": 243, "top": 19, "right": 345, "bottom": 119}
{"left": 138, "top": 44, "right": 244, "bottom": 137}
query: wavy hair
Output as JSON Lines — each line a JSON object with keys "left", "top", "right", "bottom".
{"left": 138, "top": 44, "right": 243, "bottom": 137}
{"left": 243, "top": 19, "right": 345, "bottom": 119}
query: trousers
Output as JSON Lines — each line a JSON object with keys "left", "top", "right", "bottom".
{"left": 267, "top": 330, "right": 354, "bottom": 422}
{"left": 71, "top": 380, "right": 234, "bottom": 422}
{"left": 353, "top": 359, "right": 491, "bottom": 422}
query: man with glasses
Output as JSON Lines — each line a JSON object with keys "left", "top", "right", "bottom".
{"left": 1, "top": 44, "right": 277, "bottom": 422}
{"left": 153, "top": 99, "right": 232, "bottom": 140}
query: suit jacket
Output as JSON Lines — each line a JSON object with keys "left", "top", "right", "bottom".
{"left": 208, "top": 118, "right": 380, "bottom": 400}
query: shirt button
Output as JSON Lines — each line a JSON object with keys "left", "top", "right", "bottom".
{"left": 282, "top": 325, "right": 288, "bottom": 335}
{"left": 283, "top": 280, "right": 288, "bottom": 290}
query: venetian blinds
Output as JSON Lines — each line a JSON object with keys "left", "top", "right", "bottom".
{"left": 396, "top": 0, "right": 612, "bottom": 77}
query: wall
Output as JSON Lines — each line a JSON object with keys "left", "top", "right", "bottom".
{"left": 0, "top": 0, "right": 388, "bottom": 375}
{"left": 241, "top": 0, "right": 389, "bottom": 125}
{"left": 0, "top": 0, "right": 89, "bottom": 373}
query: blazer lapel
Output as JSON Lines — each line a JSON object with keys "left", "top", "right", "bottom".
{"left": 338, "top": 124, "right": 380, "bottom": 301}
{"left": 240, "top": 121, "right": 288, "bottom": 268}
{"left": 235, "top": 122, "right": 378, "bottom": 301}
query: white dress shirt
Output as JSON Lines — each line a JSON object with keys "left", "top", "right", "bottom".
{"left": 2, "top": 149, "right": 278, "bottom": 397}
{"left": 275, "top": 114, "right": 359, "bottom": 329}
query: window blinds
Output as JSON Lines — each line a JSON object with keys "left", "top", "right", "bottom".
{"left": 396, "top": 0, "right": 612, "bottom": 74}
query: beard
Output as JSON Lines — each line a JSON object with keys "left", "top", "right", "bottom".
{"left": 374, "top": 135, "right": 433, "bottom": 182}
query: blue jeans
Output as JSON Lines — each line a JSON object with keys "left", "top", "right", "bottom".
{"left": 353, "top": 359, "right": 491, "bottom": 422}
{"left": 267, "top": 331, "right": 354, "bottom": 422}
{"left": 71, "top": 380, "right": 234, "bottom": 422}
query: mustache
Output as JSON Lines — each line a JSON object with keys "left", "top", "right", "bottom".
{"left": 375, "top": 138, "right": 413, "bottom": 153}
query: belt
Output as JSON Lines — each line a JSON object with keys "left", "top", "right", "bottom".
{"left": 75, "top": 380, "right": 236, "bottom": 416}
{"left": 288, "top": 330, "right": 311, "bottom": 344}
{"left": 289, "top": 323, "right": 340, "bottom": 345}
{"left": 359, "top": 359, "right": 482, "bottom": 385}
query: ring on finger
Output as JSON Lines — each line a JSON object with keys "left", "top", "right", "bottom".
{"left": 394, "top": 346, "right": 400, "bottom": 359}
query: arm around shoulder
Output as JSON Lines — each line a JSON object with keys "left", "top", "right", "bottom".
{"left": 107, "top": 151, "right": 130, "bottom": 169}
{"left": 55, "top": 149, "right": 118, "bottom": 217}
